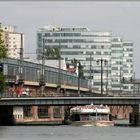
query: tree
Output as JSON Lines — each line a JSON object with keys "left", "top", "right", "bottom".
{"left": 70, "top": 58, "right": 85, "bottom": 79}
{"left": 0, "top": 24, "right": 7, "bottom": 59}
{"left": 45, "top": 47, "right": 60, "bottom": 59}
{"left": 0, "top": 72, "right": 6, "bottom": 94}
{"left": 0, "top": 23, "right": 8, "bottom": 94}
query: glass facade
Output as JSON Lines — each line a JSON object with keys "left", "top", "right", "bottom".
{"left": 122, "top": 41, "right": 133, "bottom": 93}
{"left": 36, "top": 26, "right": 133, "bottom": 94}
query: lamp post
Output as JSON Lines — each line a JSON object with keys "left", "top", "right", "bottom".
{"left": 133, "top": 72, "right": 135, "bottom": 94}
{"left": 17, "top": 33, "right": 24, "bottom": 97}
{"left": 39, "top": 36, "right": 45, "bottom": 95}
{"left": 77, "top": 62, "right": 80, "bottom": 96}
{"left": 119, "top": 66, "right": 122, "bottom": 95}
{"left": 89, "top": 53, "right": 92, "bottom": 93}
{"left": 18, "top": 33, "right": 24, "bottom": 85}
{"left": 97, "top": 58, "right": 107, "bottom": 95}
{"left": 57, "top": 41, "right": 61, "bottom": 93}
{"left": 105, "top": 60, "right": 108, "bottom": 95}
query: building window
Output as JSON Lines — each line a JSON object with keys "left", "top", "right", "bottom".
{"left": 73, "top": 45, "right": 81, "bottom": 49}
{"left": 38, "top": 106, "right": 49, "bottom": 118}
{"left": 46, "top": 39, "right": 53, "bottom": 43}
{"left": 91, "top": 45, "right": 96, "bottom": 49}
{"left": 123, "top": 86, "right": 129, "bottom": 89}
{"left": 101, "top": 45, "right": 104, "bottom": 49}
{"left": 96, "top": 51, "right": 101, "bottom": 55}
{"left": 37, "top": 33, "right": 42, "bottom": 40}
{"left": 112, "top": 67, "right": 118, "bottom": 70}
{"left": 94, "top": 82, "right": 101, "bottom": 86}
{"left": 123, "top": 43, "right": 133, "bottom": 46}
{"left": 44, "top": 33, "right": 50, "bottom": 37}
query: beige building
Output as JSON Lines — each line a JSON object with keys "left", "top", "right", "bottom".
{"left": 1, "top": 25, "right": 24, "bottom": 59}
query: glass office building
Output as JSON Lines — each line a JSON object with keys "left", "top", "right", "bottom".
{"left": 36, "top": 26, "right": 133, "bottom": 95}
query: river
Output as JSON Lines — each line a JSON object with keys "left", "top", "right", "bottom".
{"left": 0, "top": 121, "right": 140, "bottom": 140}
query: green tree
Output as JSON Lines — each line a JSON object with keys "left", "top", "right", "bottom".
{"left": 0, "top": 24, "right": 7, "bottom": 59}
{"left": 71, "top": 58, "right": 85, "bottom": 79}
{"left": 0, "top": 23, "right": 7, "bottom": 94}
{"left": 45, "top": 47, "right": 60, "bottom": 59}
{"left": 0, "top": 72, "right": 7, "bottom": 94}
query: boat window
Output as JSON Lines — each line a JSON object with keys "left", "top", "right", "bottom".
{"left": 71, "top": 114, "right": 80, "bottom": 121}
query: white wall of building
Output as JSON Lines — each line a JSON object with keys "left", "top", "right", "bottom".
{"left": 2, "top": 25, "right": 25, "bottom": 59}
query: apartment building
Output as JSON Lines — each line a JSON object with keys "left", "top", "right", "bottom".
{"left": 1, "top": 25, "right": 24, "bottom": 59}
{"left": 36, "top": 26, "right": 133, "bottom": 94}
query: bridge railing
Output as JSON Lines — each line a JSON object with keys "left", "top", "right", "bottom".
{"left": 1, "top": 87, "right": 140, "bottom": 98}
{"left": 0, "top": 58, "right": 88, "bottom": 89}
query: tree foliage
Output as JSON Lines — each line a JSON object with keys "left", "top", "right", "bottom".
{"left": 71, "top": 58, "right": 85, "bottom": 79}
{"left": 0, "top": 72, "right": 6, "bottom": 94}
{"left": 0, "top": 25, "right": 7, "bottom": 59}
{"left": 45, "top": 47, "right": 60, "bottom": 59}
{"left": 0, "top": 23, "right": 7, "bottom": 94}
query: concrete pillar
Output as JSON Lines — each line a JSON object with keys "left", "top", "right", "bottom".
{"left": 61, "top": 106, "right": 65, "bottom": 119}
{"left": 130, "top": 105, "right": 140, "bottom": 126}
{"left": 49, "top": 106, "right": 54, "bottom": 120}
{"left": 32, "top": 106, "right": 38, "bottom": 120}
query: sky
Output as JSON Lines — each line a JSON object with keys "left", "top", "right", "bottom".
{"left": 0, "top": 1, "right": 140, "bottom": 78}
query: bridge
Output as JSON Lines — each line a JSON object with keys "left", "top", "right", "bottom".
{"left": 0, "top": 96, "right": 140, "bottom": 126}
{"left": 0, "top": 58, "right": 93, "bottom": 97}
{"left": 1, "top": 58, "right": 139, "bottom": 97}
{"left": 0, "top": 96, "right": 140, "bottom": 106}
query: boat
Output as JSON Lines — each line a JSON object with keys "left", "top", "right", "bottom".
{"left": 70, "top": 104, "right": 114, "bottom": 126}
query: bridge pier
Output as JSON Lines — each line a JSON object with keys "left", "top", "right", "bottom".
{"left": 0, "top": 106, "right": 14, "bottom": 125}
{"left": 130, "top": 105, "right": 140, "bottom": 126}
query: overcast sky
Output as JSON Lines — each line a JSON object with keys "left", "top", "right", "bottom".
{"left": 0, "top": 1, "right": 140, "bottom": 78}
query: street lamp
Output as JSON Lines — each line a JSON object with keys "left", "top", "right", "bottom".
{"left": 89, "top": 53, "right": 92, "bottom": 93}
{"left": 77, "top": 62, "right": 80, "bottom": 96}
{"left": 18, "top": 33, "right": 24, "bottom": 85}
{"left": 57, "top": 41, "right": 62, "bottom": 94}
{"left": 96, "top": 58, "right": 107, "bottom": 95}
{"left": 119, "top": 66, "right": 122, "bottom": 95}
{"left": 39, "top": 36, "right": 45, "bottom": 95}
{"left": 17, "top": 33, "right": 24, "bottom": 97}
{"left": 133, "top": 72, "right": 135, "bottom": 94}
{"left": 105, "top": 60, "right": 109, "bottom": 95}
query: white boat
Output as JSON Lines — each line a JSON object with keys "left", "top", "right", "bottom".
{"left": 70, "top": 104, "right": 114, "bottom": 126}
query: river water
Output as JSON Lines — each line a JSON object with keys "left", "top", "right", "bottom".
{"left": 0, "top": 121, "right": 140, "bottom": 140}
